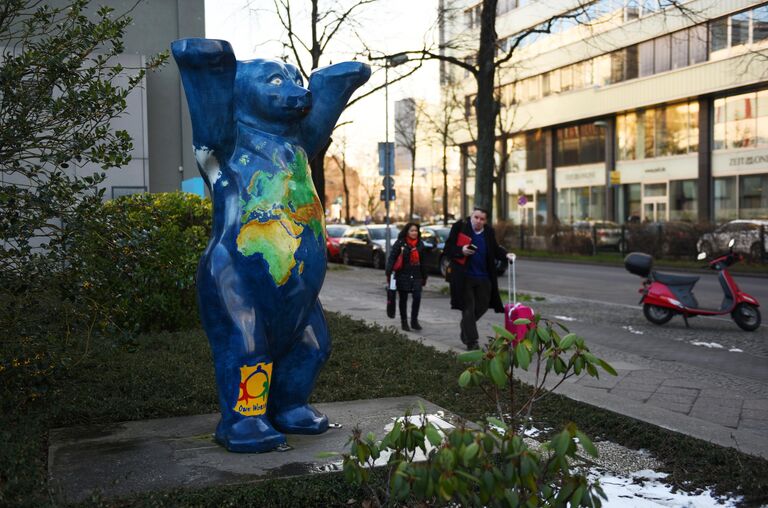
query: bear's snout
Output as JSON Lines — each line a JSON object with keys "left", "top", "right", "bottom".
{"left": 287, "top": 90, "right": 312, "bottom": 114}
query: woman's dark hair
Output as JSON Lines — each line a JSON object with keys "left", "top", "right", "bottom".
{"left": 397, "top": 222, "right": 420, "bottom": 241}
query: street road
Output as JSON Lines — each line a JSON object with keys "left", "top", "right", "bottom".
{"left": 512, "top": 258, "right": 768, "bottom": 310}
{"left": 321, "top": 260, "right": 768, "bottom": 455}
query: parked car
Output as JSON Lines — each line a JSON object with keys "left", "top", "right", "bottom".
{"left": 420, "top": 225, "right": 508, "bottom": 278}
{"left": 697, "top": 219, "right": 768, "bottom": 260}
{"left": 325, "top": 224, "right": 349, "bottom": 262}
{"left": 552, "top": 220, "right": 624, "bottom": 251}
{"left": 338, "top": 224, "right": 399, "bottom": 269}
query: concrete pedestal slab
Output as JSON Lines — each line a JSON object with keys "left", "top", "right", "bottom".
{"left": 48, "top": 396, "right": 456, "bottom": 503}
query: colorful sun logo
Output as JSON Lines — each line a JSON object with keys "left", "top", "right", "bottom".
{"left": 235, "top": 362, "right": 272, "bottom": 416}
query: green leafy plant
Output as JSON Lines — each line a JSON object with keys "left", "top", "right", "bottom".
{"left": 341, "top": 316, "right": 617, "bottom": 507}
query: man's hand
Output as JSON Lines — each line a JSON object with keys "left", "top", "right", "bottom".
{"left": 506, "top": 252, "right": 517, "bottom": 262}
{"left": 462, "top": 245, "right": 475, "bottom": 256}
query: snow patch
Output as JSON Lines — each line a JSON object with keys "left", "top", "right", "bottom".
{"left": 691, "top": 341, "right": 724, "bottom": 349}
{"left": 553, "top": 315, "right": 577, "bottom": 322}
{"left": 729, "top": 348, "right": 743, "bottom": 353}
{"left": 591, "top": 468, "right": 741, "bottom": 507}
{"left": 622, "top": 325, "right": 644, "bottom": 335}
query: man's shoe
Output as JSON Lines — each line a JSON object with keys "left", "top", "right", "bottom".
{"left": 411, "top": 320, "right": 422, "bottom": 331}
{"left": 466, "top": 342, "right": 479, "bottom": 351}
{"left": 401, "top": 321, "right": 411, "bottom": 331}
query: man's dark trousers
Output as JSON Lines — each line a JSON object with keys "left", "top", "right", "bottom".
{"left": 461, "top": 275, "right": 491, "bottom": 346}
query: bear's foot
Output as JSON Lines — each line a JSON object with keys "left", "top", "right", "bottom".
{"left": 271, "top": 404, "right": 329, "bottom": 435}
{"left": 215, "top": 415, "right": 286, "bottom": 453}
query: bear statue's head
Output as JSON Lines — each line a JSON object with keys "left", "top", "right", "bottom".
{"left": 234, "top": 59, "right": 311, "bottom": 134}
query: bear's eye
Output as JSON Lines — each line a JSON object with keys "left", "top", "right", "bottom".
{"left": 269, "top": 76, "right": 283, "bottom": 86}
{"left": 295, "top": 78, "right": 303, "bottom": 86}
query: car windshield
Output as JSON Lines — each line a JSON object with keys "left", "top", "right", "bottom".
{"left": 369, "top": 227, "right": 397, "bottom": 240}
{"left": 326, "top": 225, "right": 347, "bottom": 238}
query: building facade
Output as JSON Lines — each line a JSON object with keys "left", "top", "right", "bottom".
{"left": 443, "top": 0, "right": 768, "bottom": 226}
{"left": 44, "top": 0, "right": 205, "bottom": 197}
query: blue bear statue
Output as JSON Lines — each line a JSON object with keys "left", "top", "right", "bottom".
{"left": 171, "top": 38, "right": 370, "bottom": 453}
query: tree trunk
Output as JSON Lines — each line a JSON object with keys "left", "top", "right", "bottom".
{"left": 409, "top": 149, "right": 416, "bottom": 220}
{"left": 473, "top": 0, "right": 499, "bottom": 223}
{"left": 495, "top": 136, "right": 508, "bottom": 220}
{"left": 311, "top": 139, "right": 331, "bottom": 209}
{"left": 341, "top": 155, "right": 350, "bottom": 223}
{"left": 442, "top": 141, "right": 449, "bottom": 226}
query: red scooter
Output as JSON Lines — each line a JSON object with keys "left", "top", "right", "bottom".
{"left": 625, "top": 239, "right": 762, "bottom": 331}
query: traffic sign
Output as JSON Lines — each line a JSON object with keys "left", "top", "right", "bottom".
{"left": 382, "top": 176, "right": 395, "bottom": 190}
{"left": 380, "top": 189, "right": 396, "bottom": 201}
{"left": 610, "top": 170, "right": 621, "bottom": 185}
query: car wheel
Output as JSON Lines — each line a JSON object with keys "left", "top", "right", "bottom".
{"left": 439, "top": 256, "right": 449, "bottom": 278}
{"left": 732, "top": 303, "right": 761, "bottom": 331}
{"left": 643, "top": 304, "right": 673, "bottom": 325}
{"left": 342, "top": 250, "right": 352, "bottom": 266}
{"left": 372, "top": 251, "right": 384, "bottom": 270}
{"left": 749, "top": 243, "right": 764, "bottom": 262}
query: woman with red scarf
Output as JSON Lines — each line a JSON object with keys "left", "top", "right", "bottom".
{"left": 385, "top": 222, "right": 428, "bottom": 331}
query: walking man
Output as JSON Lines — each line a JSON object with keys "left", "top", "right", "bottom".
{"left": 445, "top": 208, "right": 515, "bottom": 350}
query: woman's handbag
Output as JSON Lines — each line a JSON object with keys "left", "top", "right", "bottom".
{"left": 392, "top": 251, "right": 404, "bottom": 272}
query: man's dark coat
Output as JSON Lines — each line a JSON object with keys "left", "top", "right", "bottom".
{"left": 445, "top": 218, "right": 508, "bottom": 312}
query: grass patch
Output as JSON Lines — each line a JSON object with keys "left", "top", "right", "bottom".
{"left": 519, "top": 249, "right": 768, "bottom": 275}
{"left": 2, "top": 314, "right": 767, "bottom": 506}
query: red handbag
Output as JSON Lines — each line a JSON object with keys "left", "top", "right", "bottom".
{"left": 392, "top": 252, "right": 404, "bottom": 272}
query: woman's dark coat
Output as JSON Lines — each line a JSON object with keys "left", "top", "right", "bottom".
{"left": 385, "top": 238, "right": 427, "bottom": 293}
{"left": 444, "top": 218, "right": 508, "bottom": 312}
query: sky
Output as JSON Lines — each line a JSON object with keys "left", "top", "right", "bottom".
{"left": 204, "top": 0, "right": 444, "bottom": 176}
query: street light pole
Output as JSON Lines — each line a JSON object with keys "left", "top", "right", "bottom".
{"left": 383, "top": 53, "right": 409, "bottom": 262}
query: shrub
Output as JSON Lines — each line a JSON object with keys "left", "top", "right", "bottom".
{"left": 70, "top": 191, "right": 212, "bottom": 334}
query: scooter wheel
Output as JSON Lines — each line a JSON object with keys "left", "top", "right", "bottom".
{"left": 732, "top": 303, "right": 761, "bottom": 332}
{"left": 643, "top": 304, "right": 673, "bottom": 325}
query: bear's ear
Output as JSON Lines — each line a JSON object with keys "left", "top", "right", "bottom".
{"left": 172, "top": 38, "right": 237, "bottom": 158}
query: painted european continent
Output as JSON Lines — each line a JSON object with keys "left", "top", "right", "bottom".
{"left": 236, "top": 148, "right": 324, "bottom": 286}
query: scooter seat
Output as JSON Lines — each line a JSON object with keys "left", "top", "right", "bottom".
{"left": 652, "top": 271, "right": 700, "bottom": 286}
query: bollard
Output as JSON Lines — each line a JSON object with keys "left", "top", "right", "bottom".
{"left": 520, "top": 223, "right": 525, "bottom": 251}
{"left": 591, "top": 224, "right": 597, "bottom": 256}
{"left": 620, "top": 224, "right": 627, "bottom": 255}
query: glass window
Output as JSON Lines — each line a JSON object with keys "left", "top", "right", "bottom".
{"left": 688, "top": 101, "right": 700, "bottom": 153}
{"left": 625, "top": 45, "right": 639, "bottom": 80}
{"left": 541, "top": 73, "right": 551, "bottom": 96}
{"left": 526, "top": 130, "right": 546, "bottom": 170}
{"left": 739, "top": 173, "right": 768, "bottom": 218}
{"left": 689, "top": 25, "right": 708, "bottom": 64}
{"left": 714, "top": 176, "right": 738, "bottom": 222}
{"left": 713, "top": 97, "right": 726, "bottom": 150}
{"left": 758, "top": 90, "right": 768, "bottom": 146}
{"left": 671, "top": 29, "right": 688, "bottom": 69}
{"left": 593, "top": 55, "right": 610, "bottom": 86}
{"left": 466, "top": 145, "right": 477, "bottom": 178}
{"left": 644, "top": 183, "right": 667, "bottom": 197}
{"left": 638, "top": 40, "right": 654, "bottom": 77}
{"left": 731, "top": 11, "right": 751, "bottom": 47}
{"left": 643, "top": 109, "right": 656, "bottom": 158}
{"left": 654, "top": 35, "right": 671, "bottom": 73}
{"left": 618, "top": 113, "right": 638, "bottom": 160}
{"left": 579, "top": 123, "right": 605, "bottom": 164}
{"left": 710, "top": 17, "right": 728, "bottom": 53}
{"left": 625, "top": 183, "right": 642, "bottom": 223}
{"left": 669, "top": 180, "right": 698, "bottom": 221}
{"left": 572, "top": 61, "right": 586, "bottom": 89}
{"left": 561, "top": 65, "right": 573, "bottom": 91}
{"left": 666, "top": 102, "right": 691, "bottom": 155}
{"left": 754, "top": 6, "right": 768, "bottom": 43}
{"left": 556, "top": 126, "right": 580, "bottom": 166}
{"left": 726, "top": 92, "right": 756, "bottom": 149}
{"left": 590, "top": 186, "right": 606, "bottom": 220}
{"left": 610, "top": 49, "right": 626, "bottom": 83}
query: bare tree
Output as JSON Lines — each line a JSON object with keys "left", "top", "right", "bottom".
{"left": 360, "top": 177, "right": 381, "bottom": 219}
{"left": 418, "top": 85, "right": 465, "bottom": 225}
{"left": 330, "top": 135, "right": 352, "bottom": 223}
{"left": 268, "top": 0, "right": 424, "bottom": 208}
{"left": 372, "top": 0, "right": 693, "bottom": 222}
{"left": 394, "top": 98, "right": 423, "bottom": 220}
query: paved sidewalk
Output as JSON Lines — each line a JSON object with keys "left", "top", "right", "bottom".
{"left": 321, "top": 266, "right": 768, "bottom": 460}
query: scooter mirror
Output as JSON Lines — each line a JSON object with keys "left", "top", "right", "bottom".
{"left": 728, "top": 238, "right": 735, "bottom": 249}
{"left": 697, "top": 252, "right": 707, "bottom": 261}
